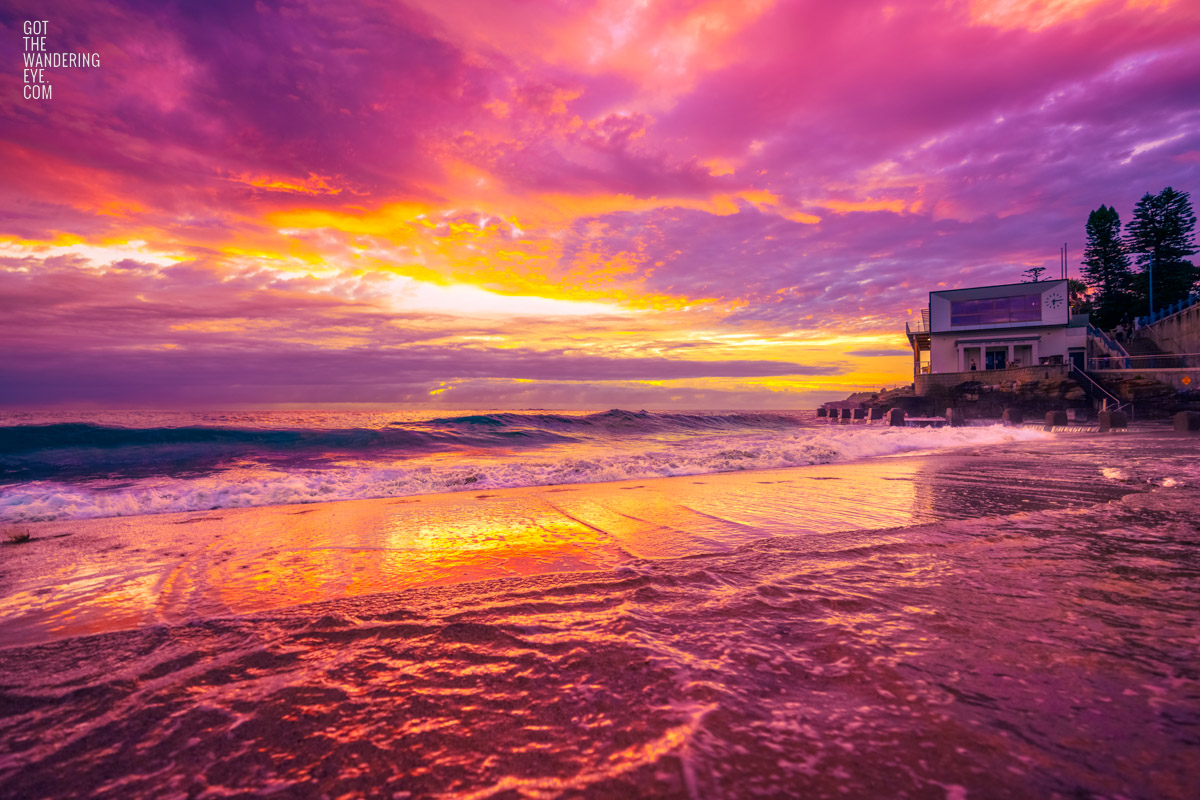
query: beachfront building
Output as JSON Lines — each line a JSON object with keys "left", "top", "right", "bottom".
{"left": 906, "top": 280, "right": 1089, "bottom": 388}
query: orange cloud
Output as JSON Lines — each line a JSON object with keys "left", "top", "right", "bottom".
{"left": 967, "top": 0, "right": 1177, "bottom": 30}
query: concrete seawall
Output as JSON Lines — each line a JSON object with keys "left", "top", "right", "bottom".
{"left": 1141, "top": 302, "right": 1200, "bottom": 354}
{"left": 916, "top": 364, "right": 1071, "bottom": 395}
{"left": 1090, "top": 368, "right": 1199, "bottom": 392}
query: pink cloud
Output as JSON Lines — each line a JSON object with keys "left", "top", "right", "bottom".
{"left": 0, "top": 0, "right": 1198, "bottom": 405}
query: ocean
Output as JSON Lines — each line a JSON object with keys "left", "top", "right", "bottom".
{"left": 0, "top": 409, "right": 1051, "bottom": 523}
{"left": 1, "top": 413, "right": 1198, "bottom": 799}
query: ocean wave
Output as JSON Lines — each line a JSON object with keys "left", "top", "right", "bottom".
{"left": 0, "top": 425, "right": 1049, "bottom": 522}
{"left": 0, "top": 410, "right": 795, "bottom": 458}
{"left": 0, "top": 422, "right": 576, "bottom": 455}
{"left": 424, "top": 408, "right": 802, "bottom": 433}
{"left": 0, "top": 412, "right": 799, "bottom": 482}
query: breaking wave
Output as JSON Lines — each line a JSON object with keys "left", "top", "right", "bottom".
{"left": 424, "top": 408, "right": 802, "bottom": 432}
{"left": 0, "top": 414, "right": 1050, "bottom": 522}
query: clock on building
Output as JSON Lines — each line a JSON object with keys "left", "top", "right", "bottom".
{"left": 1043, "top": 290, "right": 1065, "bottom": 310}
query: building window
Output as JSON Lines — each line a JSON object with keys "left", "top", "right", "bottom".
{"left": 950, "top": 295, "right": 1041, "bottom": 327}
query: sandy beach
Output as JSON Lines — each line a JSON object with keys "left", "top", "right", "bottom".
{"left": 0, "top": 429, "right": 1144, "bottom": 649}
{"left": 2, "top": 429, "right": 1198, "bottom": 798}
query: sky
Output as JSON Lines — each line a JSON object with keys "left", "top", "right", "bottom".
{"left": 1, "top": 0, "right": 1198, "bottom": 409}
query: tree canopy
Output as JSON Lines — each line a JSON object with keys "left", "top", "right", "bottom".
{"left": 1080, "top": 204, "right": 1132, "bottom": 328}
{"left": 1125, "top": 187, "right": 1198, "bottom": 315}
{"left": 1078, "top": 187, "right": 1197, "bottom": 329}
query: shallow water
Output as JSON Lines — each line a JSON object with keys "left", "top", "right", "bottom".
{"left": 0, "top": 409, "right": 1050, "bottom": 523}
{"left": 1, "top": 432, "right": 1198, "bottom": 799}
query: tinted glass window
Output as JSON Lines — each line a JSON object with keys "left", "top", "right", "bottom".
{"left": 950, "top": 294, "right": 1040, "bottom": 326}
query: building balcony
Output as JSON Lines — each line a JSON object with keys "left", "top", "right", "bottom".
{"left": 905, "top": 309, "right": 931, "bottom": 350}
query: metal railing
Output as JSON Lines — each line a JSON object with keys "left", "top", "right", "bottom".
{"left": 1137, "top": 292, "right": 1200, "bottom": 327}
{"left": 1089, "top": 352, "right": 1200, "bottom": 370}
{"left": 1068, "top": 363, "right": 1132, "bottom": 418}
{"left": 1087, "top": 324, "right": 1130, "bottom": 366}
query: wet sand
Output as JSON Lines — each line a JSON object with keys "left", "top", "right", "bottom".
{"left": 0, "top": 433, "right": 1145, "bottom": 650}
{"left": 1, "top": 430, "right": 1198, "bottom": 798}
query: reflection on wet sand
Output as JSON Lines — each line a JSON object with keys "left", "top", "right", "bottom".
{"left": 0, "top": 439, "right": 1133, "bottom": 649}
{"left": 1, "top": 433, "right": 1199, "bottom": 799}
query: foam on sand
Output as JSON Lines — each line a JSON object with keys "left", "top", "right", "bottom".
{"left": 1, "top": 424, "right": 1049, "bottom": 523}
{"left": 0, "top": 430, "right": 1124, "bottom": 650}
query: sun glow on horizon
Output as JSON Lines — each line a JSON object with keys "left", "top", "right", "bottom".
{"left": 2, "top": 0, "right": 1196, "bottom": 407}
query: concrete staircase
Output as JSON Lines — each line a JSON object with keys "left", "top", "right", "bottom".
{"left": 1070, "top": 365, "right": 1128, "bottom": 414}
{"left": 1125, "top": 335, "right": 1167, "bottom": 357}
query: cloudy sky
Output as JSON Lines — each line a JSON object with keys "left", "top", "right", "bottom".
{"left": 2, "top": 0, "right": 1197, "bottom": 408}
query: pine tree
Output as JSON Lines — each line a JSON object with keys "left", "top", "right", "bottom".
{"left": 1080, "top": 204, "right": 1132, "bottom": 328}
{"left": 1125, "top": 187, "right": 1198, "bottom": 316}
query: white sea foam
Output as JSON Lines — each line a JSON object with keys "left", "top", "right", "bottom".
{"left": 0, "top": 424, "right": 1050, "bottom": 522}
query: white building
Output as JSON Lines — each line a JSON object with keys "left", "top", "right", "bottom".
{"left": 906, "top": 280, "right": 1088, "bottom": 378}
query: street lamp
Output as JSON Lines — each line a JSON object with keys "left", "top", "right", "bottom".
{"left": 1148, "top": 247, "right": 1155, "bottom": 319}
